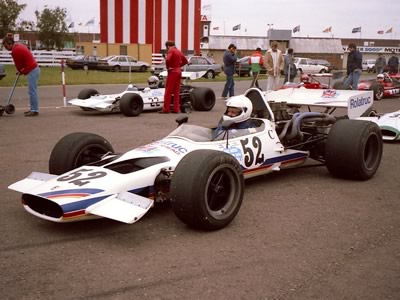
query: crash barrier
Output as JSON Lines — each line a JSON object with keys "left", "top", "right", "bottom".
{"left": 0, "top": 50, "right": 75, "bottom": 67}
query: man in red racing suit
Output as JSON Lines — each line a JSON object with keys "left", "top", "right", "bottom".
{"left": 159, "top": 41, "right": 188, "bottom": 113}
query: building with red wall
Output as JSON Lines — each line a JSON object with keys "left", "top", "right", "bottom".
{"left": 99, "top": 0, "right": 201, "bottom": 55}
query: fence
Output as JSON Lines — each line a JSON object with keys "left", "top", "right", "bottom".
{"left": 0, "top": 50, "right": 76, "bottom": 67}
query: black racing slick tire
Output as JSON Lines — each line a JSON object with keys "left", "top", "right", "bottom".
{"left": 119, "top": 93, "right": 144, "bottom": 117}
{"left": 370, "top": 83, "right": 384, "bottom": 101}
{"left": 324, "top": 119, "right": 382, "bottom": 180}
{"left": 49, "top": 132, "right": 114, "bottom": 175}
{"left": 77, "top": 88, "right": 99, "bottom": 99}
{"left": 190, "top": 87, "right": 216, "bottom": 111}
{"left": 170, "top": 150, "right": 244, "bottom": 231}
{"left": 5, "top": 104, "right": 15, "bottom": 114}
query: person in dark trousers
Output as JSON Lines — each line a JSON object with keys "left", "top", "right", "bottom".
{"left": 375, "top": 53, "right": 386, "bottom": 74}
{"left": 344, "top": 42, "right": 362, "bottom": 90}
{"left": 283, "top": 48, "right": 296, "bottom": 83}
{"left": 159, "top": 40, "right": 188, "bottom": 114}
{"left": 222, "top": 43, "right": 237, "bottom": 99}
{"left": 2, "top": 33, "right": 40, "bottom": 116}
{"left": 387, "top": 51, "right": 399, "bottom": 74}
{"left": 249, "top": 47, "right": 264, "bottom": 89}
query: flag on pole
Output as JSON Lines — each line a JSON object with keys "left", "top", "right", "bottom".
{"left": 323, "top": 26, "right": 332, "bottom": 33}
{"left": 78, "top": 22, "right": 83, "bottom": 26}
{"left": 232, "top": 24, "right": 241, "bottom": 31}
{"left": 386, "top": 27, "right": 393, "bottom": 33}
{"left": 213, "top": 26, "right": 219, "bottom": 30}
{"left": 85, "top": 18, "right": 95, "bottom": 26}
{"left": 352, "top": 27, "right": 361, "bottom": 33}
{"left": 377, "top": 30, "right": 384, "bottom": 34}
{"left": 68, "top": 22, "right": 74, "bottom": 28}
{"left": 202, "top": 4, "right": 211, "bottom": 10}
{"left": 293, "top": 25, "right": 300, "bottom": 33}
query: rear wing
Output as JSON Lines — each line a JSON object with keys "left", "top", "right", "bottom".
{"left": 264, "top": 88, "right": 373, "bottom": 119}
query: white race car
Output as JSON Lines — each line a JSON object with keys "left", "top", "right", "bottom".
{"left": 9, "top": 88, "right": 383, "bottom": 231}
{"left": 358, "top": 110, "right": 400, "bottom": 141}
{"left": 68, "top": 71, "right": 216, "bottom": 116}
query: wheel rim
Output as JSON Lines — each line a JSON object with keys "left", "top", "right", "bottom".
{"left": 376, "top": 87, "right": 384, "bottom": 99}
{"left": 206, "top": 71, "right": 213, "bottom": 79}
{"left": 205, "top": 164, "right": 240, "bottom": 219}
{"left": 130, "top": 99, "right": 140, "bottom": 111}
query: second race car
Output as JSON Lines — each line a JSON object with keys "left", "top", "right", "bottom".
{"left": 68, "top": 71, "right": 216, "bottom": 116}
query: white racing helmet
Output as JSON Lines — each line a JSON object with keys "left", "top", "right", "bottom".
{"left": 377, "top": 74, "right": 384, "bottom": 81}
{"left": 223, "top": 95, "right": 253, "bottom": 123}
{"left": 148, "top": 75, "right": 159, "bottom": 88}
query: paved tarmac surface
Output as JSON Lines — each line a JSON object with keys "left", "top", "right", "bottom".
{"left": 0, "top": 76, "right": 399, "bottom": 300}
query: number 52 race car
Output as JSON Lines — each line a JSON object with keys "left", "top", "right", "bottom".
{"left": 67, "top": 71, "right": 216, "bottom": 116}
{"left": 9, "top": 88, "right": 383, "bottom": 231}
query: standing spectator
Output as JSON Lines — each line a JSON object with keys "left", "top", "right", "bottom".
{"left": 387, "top": 51, "right": 399, "bottom": 74}
{"left": 2, "top": 33, "right": 40, "bottom": 116}
{"left": 283, "top": 48, "right": 296, "bottom": 83}
{"left": 249, "top": 47, "right": 264, "bottom": 89}
{"left": 222, "top": 43, "right": 237, "bottom": 99}
{"left": 344, "top": 42, "right": 362, "bottom": 90}
{"left": 375, "top": 53, "right": 386, "bottom": 74}
{"left": 265, "top": 41, "right": 284, "bottom": 91}
{"left": 159, "top": 40, "right": 188, "bottom": 114}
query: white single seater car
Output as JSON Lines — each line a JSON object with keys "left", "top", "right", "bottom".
{"left": 358, "top": 110, "right": 400, "bottom": 141}
{"left": 68, "top": 71, "right": 216, "bottom": 116}
{"left": 9, "top": 88, "right": 383, "bottom": 231}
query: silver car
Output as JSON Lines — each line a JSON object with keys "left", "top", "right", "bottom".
{"left": 97, "top": 55, "right": 150, "bottom": 72}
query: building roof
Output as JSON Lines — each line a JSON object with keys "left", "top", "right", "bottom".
{"left": 290, "top": 38, "right": 343, "bottom": 54}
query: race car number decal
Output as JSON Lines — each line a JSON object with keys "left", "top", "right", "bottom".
{"left": 240, "top": 136, "right": 264, "bottom": 168}
{"left": 57, "top": 168, "right": 107, "bottom": 186}
{"left": 149, "top": 97, "right": 162, "bottom": 107}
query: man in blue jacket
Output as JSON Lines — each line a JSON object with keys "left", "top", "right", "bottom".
{"left": 222, "top": 43, "right": 237, "bottom": 99}
{"left": 344, "top": 43, "right": 362, "bottom": 90}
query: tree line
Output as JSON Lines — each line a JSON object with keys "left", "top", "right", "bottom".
{"left": 0, "top": 0, "right": 70, "bottom": 50}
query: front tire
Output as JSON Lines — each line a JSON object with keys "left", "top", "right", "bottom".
{"left": 170, "top": 150, "right": 244, "bottom": 231}
{"left": 119, "top": 93, "right": 144, "bottom": 117}
{"left": 324, "top": 119, "right": 382, "bottom": 180}
{"left": 49, "top": 132, "right": 114, "bottom": 175}
{"left": 78, "top": 88, "right": 99, "bottom": 99}
{"left": 205, "top": 70, "right": 214, "bottom": 79}
{"left": 190, "top": 87, "right": 216, "bottom": 111}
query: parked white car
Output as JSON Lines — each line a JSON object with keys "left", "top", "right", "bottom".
{"left": 97, "top": 55, "right": 150, "bottom": 72}
{"left": 294, "top": 57, "right": 329, "bottom": 74}
{"left": 362, "top": 60, "right": 376, "bottom": 73}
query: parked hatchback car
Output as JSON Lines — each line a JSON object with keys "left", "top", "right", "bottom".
{"left": 151, "top": 56, "right": 221, "bottom": 79}
{"left": 235, "top": 56, "right": 267, "bottom": 77}
{"left": 362, "top": 60, "right": 376, "bottom": 73}
{"left": 313, "top": 59, "right": 334, "bottom": 72}
{"left": 65, "top": 55, "right": 100, "bottom": 70}
{"left": 294, "top": 57, "right": 329, "bottom": 74}
{"left": 97, "top": 55, "right": 150, "bottom": 72}
{"left": 0, "top": 64, "right": 6, "bottom": 80}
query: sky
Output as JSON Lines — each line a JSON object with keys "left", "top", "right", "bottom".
{"left": 19, "top": 0, "right": 400, "bottom": 39}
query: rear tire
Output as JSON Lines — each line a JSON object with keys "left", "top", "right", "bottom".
{"left": 190, "top": 87, "right": 216, "bottom": 111}
{"left": 324, "top": 119, "right": 382, "bottom": 180}
{"left": 170, "top": 150, "right": 244, "bottom": 231}
{"left": 120, "top": 93, "right": 144, "bottom": 117}
{"left": 49, "top": 132, "right": 114, "bottom": 175}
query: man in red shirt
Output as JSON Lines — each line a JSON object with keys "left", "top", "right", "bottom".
{"left": 2, "top": 34, "right": 40, "bottom": 116}
{"left": 159, "top": 41, "right": 188, "bottom": 114}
